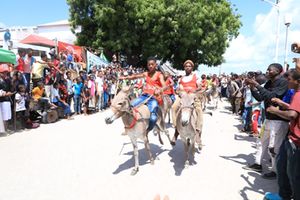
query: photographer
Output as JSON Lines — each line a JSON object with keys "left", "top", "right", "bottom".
{"left": 243, "top": 63, "right": 289, "bottom": 179}
{"left": 267, "top": 67, "right": 300, "bottom": 200}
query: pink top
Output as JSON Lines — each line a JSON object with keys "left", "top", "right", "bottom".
{"left": 88, "top": 80, "right": 95, "bottom": 97}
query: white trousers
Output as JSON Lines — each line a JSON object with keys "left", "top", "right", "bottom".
{"left": 0, "top": 101, "right": 11, "bottom": 121}
{"left": 254, "top": 119, "right": 289, "bottom": 172}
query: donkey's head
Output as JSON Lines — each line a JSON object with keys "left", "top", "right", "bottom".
{"left": 179, "top": 92, "right": 196, "bottom": 127}
{"left": 105, "top": 86, "right": 132, "bottom": 124}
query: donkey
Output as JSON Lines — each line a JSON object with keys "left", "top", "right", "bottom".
{"left": 206, "top": 84, "right": 221, "bottom": 110}
{"left": 176, "top": 92, "right": 202, "bottom": 168}
{"left": 105, "top": 86, "right": 167, "bottom": 175}
{"left": 162, "top": 94, "right": 173, "bottom": 124}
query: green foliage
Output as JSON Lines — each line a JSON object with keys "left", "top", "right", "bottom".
{"left": 67, "top": 0, "right": 241, "bottom": 69}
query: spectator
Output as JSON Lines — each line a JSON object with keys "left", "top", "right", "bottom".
{"left": 51, "top": 82, "right": 72, "bottom": 119}
{"left": 0, "top": 70, "right": 13, "bottom": 133}
{"left": 73, "top": 78, "right": 83, "bottom": 115}
{"left": 66, "top": 71, "right": 74, "bottom": 109}
{"left": 15, "top": 85, "right": 28, "bottom": 129}
{"left": 228, "top": 75, "right": 242, "bottom": 115}
{"left": 23, "top": 48, "right": 35, "bottom": 92}
{"left": 67, "top": 51, "right": 74, "bottom": 69}
{"left": 15, "top": 49, "right": 26, "bottom": 73}
{"left": 82, "top": 80, "right": 90, "bottom": 116}
{"left": 88, "top": 75, "right": 96, "bottom": 108}
{"left": 241, "top": 84, "right": 252, "bottom": 132}
{"left": 244, "top": 63, "right": 289, "bottom": 179}
{"left": 267, "top": 68, "right": 300, "bottom": 200}
{"left": 32, "top": 82, "right": 56, "bottom": 110}
{"left": 95, "top": 71, "right": 104, "bottom": 111}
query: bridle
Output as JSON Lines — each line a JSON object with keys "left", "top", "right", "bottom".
{"left": 110, "top": 97, "right": 145, "bottom": 129}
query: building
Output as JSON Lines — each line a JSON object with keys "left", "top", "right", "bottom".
{"left": 0, "top": 19, "right": 79, "bottom": 47}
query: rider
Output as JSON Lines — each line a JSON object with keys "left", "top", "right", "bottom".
{"left": 163, "top": 71, "right": 176, "bottom": 103}
{"left": 171, "top": 60, "right": 203, "bottom": 146}
{"left": 200, "top": 74, "right": 208, "bottom": 91}
{"left": 119, "top": 57, "right": 166, "bottom": 132}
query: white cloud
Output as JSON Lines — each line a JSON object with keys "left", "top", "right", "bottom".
{"left": 0, "top": 22, "right": 6, "bottom": 29}
{"left": 221, "top": 0, "right": 300, "bottom": 74}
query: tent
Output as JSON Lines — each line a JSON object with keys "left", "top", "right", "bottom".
{"left": 0, "top": 48, "right": 16, "bottom": 65}
{"left": 20, "top": 34, "right": 55, "bottom": 47}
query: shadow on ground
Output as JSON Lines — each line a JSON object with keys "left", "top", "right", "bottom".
{"left": 112, "top": 143, "right": 167, "bottom": 175}
{"left": 168, "top": 140, "right": 199, "bottom": 176}
{"left": 239, "top": 172, "right": 278, "bottom": 200}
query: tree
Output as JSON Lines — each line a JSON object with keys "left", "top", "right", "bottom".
{"left": 67, "top": 0, "right": 241, "bottom": 69}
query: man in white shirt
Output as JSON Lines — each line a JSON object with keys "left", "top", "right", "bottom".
{"left": 95, "top": 71, "right": 104, "bottom": 111}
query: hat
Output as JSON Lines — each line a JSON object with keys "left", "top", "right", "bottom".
{"left": 183, "top": 60, "right": 194, "bottom": 68}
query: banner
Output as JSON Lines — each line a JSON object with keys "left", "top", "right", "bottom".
{"left": 86, "top": 50, "right": 109, "bottom": 71}
{"left": 58, "top": 41, "right": 83, "bottom": 62}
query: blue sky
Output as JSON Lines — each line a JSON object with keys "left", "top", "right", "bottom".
{"left": 1, "top": 0, "right": 299, "bottom": 74}
{"left": 0, "top": 0, "right": 69, "bottom": 27}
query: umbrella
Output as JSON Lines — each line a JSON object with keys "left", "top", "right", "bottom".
{"left": 0, "top": 48, "right": 16, "bottom": 65}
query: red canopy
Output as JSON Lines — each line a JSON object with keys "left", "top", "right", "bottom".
{"left": 20, "top": 34, "right": 55, "bottom": 47}
{"left": 58, "top": 41, "right": 83, "bottom": 62}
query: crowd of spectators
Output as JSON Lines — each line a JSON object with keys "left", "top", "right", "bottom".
{"left": 0, "top": 48, "right": 145, "bottom": 134}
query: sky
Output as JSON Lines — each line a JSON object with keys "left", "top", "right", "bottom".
{"left": 1, "top": 0, "right": 299, "bottom": 74}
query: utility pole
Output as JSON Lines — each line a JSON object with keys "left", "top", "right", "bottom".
{"left": 262, "top": 0, "right": 280, "bottom": 62}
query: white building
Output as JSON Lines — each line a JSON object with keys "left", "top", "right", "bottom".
{"left": 0, "top": 19, "right": 79, "bottom": 47}
{"left": 37, "top": 20, "right": 80, "bottom": 44}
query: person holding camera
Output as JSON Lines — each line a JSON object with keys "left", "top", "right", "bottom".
{"left": 243, "top": 63, "right": 289, "bottom": 179}
{"left": 266, "top": 66, "right": 300, "bottom": 200}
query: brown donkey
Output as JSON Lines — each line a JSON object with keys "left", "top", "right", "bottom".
{"left": 105, "top": 86, "right": 167, "bottom": 175}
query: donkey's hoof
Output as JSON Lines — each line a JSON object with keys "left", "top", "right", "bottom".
{"left": 184, "top": 162, "right": 190, "bottom": 169}
{"left": 130, "top": 168, "right": 139, "bottom": 176}
{"left": 150, "top": 160, "right": 155, "bottom": 165}
{"left": 170, "top": 141, "right": 176, "bottom": 146}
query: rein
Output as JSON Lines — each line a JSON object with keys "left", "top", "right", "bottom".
{"left": 110, "top": 97, "right": 148, "bottom": 130}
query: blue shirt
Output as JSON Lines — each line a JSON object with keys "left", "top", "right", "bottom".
{"left": 67, "top": 54, "right": 73, "bottom": 62}
{"left": 283, "top": 89, "right": 295, "bottom": 104}
{"left": 73, "top": 83, "right": 83, "bottom": 95}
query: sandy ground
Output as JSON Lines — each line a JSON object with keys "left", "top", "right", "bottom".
{"left": 0, "top": 100, "right": 277, "bottom": 200}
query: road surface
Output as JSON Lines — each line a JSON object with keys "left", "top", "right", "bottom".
{"left": 0, "top": 100, "right": 277, "bottom": 200}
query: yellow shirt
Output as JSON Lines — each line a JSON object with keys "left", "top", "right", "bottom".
{"left": 32, "top": 87, "right": 44, "bottom": 100}
{"left": 32, "top": 62, "right": 47, "bottom": 79}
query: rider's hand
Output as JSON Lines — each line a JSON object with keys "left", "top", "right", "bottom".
{"left": 154, "top": 89, "right": 161, "bottom": 95}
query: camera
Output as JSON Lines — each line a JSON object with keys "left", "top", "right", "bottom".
{"left": 291, "top": 43, "right": 300, "bottom": 53}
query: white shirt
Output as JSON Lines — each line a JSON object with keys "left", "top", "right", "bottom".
{"left": 15, "top": 93, "right": 26, "bottom": 112}
{"left": 95, "top": 77, "right": 104, "bottom": 92}
{"left": 51, "top": 87, "right": 59, "bottom": 103}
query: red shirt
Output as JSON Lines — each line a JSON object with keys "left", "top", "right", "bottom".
{"left": 143, "top": 71, "right": 162, "bottom": 95}
{"left": 288, "top": 90, "right": 300, "bottom": 147}
{"left": 179, "top": 74, "right": 197, "bottom": 93}
{"left": 164, "top": 77, "right": 174, "bottom": 95}
{"left": 201, "top": 79, "right": 208, "bottom": 90}
{"left": 16, "top": 56, "right": 24, "bottom": 72}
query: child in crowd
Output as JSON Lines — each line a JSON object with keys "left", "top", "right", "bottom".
{"left": 15, "top": 85, "right": 28, "bottom": 129}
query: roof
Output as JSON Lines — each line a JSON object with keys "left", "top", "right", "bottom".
{"left": 38, "top": 20, "right": 69, "bottom": 27}
{"left": 20, "top": 34, "right": 55, "bottom": 47}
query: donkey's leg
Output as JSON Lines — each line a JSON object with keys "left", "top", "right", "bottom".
{"left": 144, "top": 136, "right": 154, "bottom": 165}
{"left": 130, "top": 138, "right": 139, "bottom": 176}
{"left": 184, "top": 141, "right": 189, "bottom": 168}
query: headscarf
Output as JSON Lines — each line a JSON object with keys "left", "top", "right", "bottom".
{"left": 183, "top": 60, "right": 194, "bottom": 68}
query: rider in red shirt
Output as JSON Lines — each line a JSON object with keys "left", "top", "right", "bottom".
{"left": 163, "top": 71, "right": 175, "bottom": 103}
{"left": 120, "top": 57, "right": 166, "bottom": 132}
